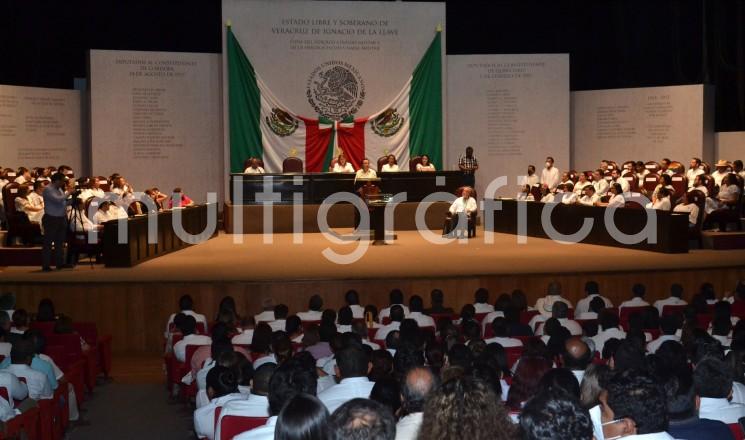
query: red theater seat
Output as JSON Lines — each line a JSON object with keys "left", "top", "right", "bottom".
{"left": 219, "top": 416, "right": 269, "bottom": 440}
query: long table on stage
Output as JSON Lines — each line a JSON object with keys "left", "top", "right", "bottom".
{"left": 487, "top": 199, "right": 689, "bottom": 253}
{"left": 102, "top": 204, "right": 217, "bottom": 267}
{"left": 229, "top": 171, "right": 464, "bottom": 204}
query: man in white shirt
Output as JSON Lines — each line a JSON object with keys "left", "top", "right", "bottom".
{"left": 379, "top": 290, "right": 410, "bottom": 321}
{"left": 646, "top": 315, "right": 681, "bottom": 354}
{"left": 601, "top": 370, "right": 676, "bottom": 440}
{"left": 536, "top": 302, "right": 583, "bottom": 336}
{"left": 619, "top": 284, "right": 650, "bottom": 311}
{"left": 472, "top": 288, "right": 494, "bottom": 314}
{"left": 215, "top": 363, "right": 274, "bottom": 440}
{"left": 165, "top": 295, "right": 208, "bottom": 338}
{"left": 710, "top": 160, "right": 730, "bottom": 187}
{"left": 318, "top": 345, "right": 375, "bottom": 413}
{"left": 173, "top": 316, "right": 212, "bottom": 362}
{"left": 695, "top": 357, "right": 745, "bottom": 424}
{"left": 562, "top": 337, "right": 592, "bottom": 384}
{"left": 344, "top": 290, "right": 365, "bottom": 319}
{"left": 0, "top": 369, "right": 28, "bottom": 405}
{"left": 592, "top": 310, "right": 626, "bottom": 354}
{"left": 591, "top": 170, "right": 610, "bottom": 196}
{"left": 407, "top": 296, "right": 435, "bottom": 328}
{"left": 611, "top": 168, "right": 630, "bottom": 193}
{"left": 355, "top": 158, "right": 377, "bottom": 182}
{"left": 352, "top": 321, "right": 380, "bottom": 350}
{"left": 235, "top": 360, "right": 317, "bottom": 440}
{"left": 296, "top": 295, "right": 324, "bottom": 322}
{"left": 443, "top": 186, "right": 477, "bottom": 236}
{"left": 194, "top": 365, "right": 248, "bottom": 440}
{"left": 254, "top": 298, "right": 275, "bottom": 323}
{"left": 522, "top": 165, "right": 540, "bottom": 187}
{"left": 686, "top": 158, "right": 704, "bottom": 189}
{"left": 575, "top": 282, "right": 613, "bottom": 316}
{"left": 534, "top": 282, "right": 573, "bottom": 318}
{"left": 375, "top": 305, "right": 404, "bottom": 340}
{"left": 484, "top": 317, "right": 523, "bottom": 347}
{"left": 634, "top": 161, "right": 650, "bottom": 187}
{"left": 541, "top": 156, "right": 561, "bottom": 191}
{"left": 557, "top": 183, "right": 578, "bottom": 205}
{"left": 244, "top": 158, "right": 265, "bottom": 174}
{"left": 396, "top": 367, "right": 438, "bottom": 440}
{"left": 267, "top": 304, "right": 288, "bottom": 333}
{"left": 4, "top": 340, "right": 52, "bottom": 400}
{"left": 673, "top": 194, "right": 700, "bottom": 226}
{"left": 653, "top": 284, "right": 687, "bottom": 315}
{"left": 579, "top": 185, "right": 600, "bottom": 206}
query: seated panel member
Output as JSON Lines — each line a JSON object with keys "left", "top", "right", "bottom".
{"left": 416, "top": 154, "right": 435, "bottom": 172}
{"left": 442, "top": 186, "right": 477, "bottom": 236}
{"left": 610, "top": 168, "right": 630, "bottom": 193}
{"left": 646, "top": 186, "right": 672, "bottom": 211}
{"left": 332, "top": 154, "right": 355, "bottom": 173}
{"left": 381, "top": 154, "right": 399, "bottom": 172}
{"left": 596, "top": 183, "right": 625, "bottom": 208}
{"left": 516, "top": 184, "right": 535, "bottom": 201}
{"left": 355, "top": 158, "right": 377, "bottom": 181}
{"left": 168, "top": 187, "right": 195, "bottom": 209}
{"left": 573, "top": 172, "right": 592, "bottom": 194}
{"left": 579, "top": 185, "right": 600, "bottom": 206}
{"left": 558, "top": 183, "right": 578, "bottom": 204}
{"left": 673, "top": 192, "right": 700, "bottom": 228}
{"left": 244, "top": 158, "right": 265, "bottom": 174}
{"left": 591, "top": 169, "right": 610, "bottom": 196}
{"left": 523, "top": 165, "right": 540, "bottom": 187}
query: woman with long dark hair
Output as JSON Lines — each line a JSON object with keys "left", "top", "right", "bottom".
{"left": 274, "top": 394, "right": 329, "bottom": 440}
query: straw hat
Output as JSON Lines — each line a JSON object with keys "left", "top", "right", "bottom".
{"left": 715, "top": 159, "right": 730, "bottom": 168}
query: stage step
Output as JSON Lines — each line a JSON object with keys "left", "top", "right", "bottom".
{"left": 702, "top": 231, "right": 745, "bottom": 250}
{"left": 0, "top": 245, "right": 43, "bottom": 266}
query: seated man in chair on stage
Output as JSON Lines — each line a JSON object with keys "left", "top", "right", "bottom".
{"left": 442, "top": 186, "right": 477, "bottom": 238}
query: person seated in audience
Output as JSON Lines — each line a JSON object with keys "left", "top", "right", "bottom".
{"left": 79, "top": 176, "right": 105, "bottom": 201}
{"left": 442, "top": 185, "right": 477, "bottom": 237}
{"left": 10, "top": 309, "right": 29, "bottom": 335}
{"left": 173, "top": 315, "right": 212, "bottom": 362}
{"left": 578, "top": 184, "right": 600, "bottom": 206}
{"left": 687, "top": 157, "right": 705, "bottom": 188}
{"left": 285, "top": 316, "right": 304, "bottom": 343}
{"left": 424, "top": 289, "right": 454, "bottom": 316}
{"left": 3, "top": 339, "right": 52, "bottom": 400}
{"left": 733, "top": 159, "right": 745, "bottom": 178}
{"left": 0, "top": 328, "right": 11, "bottom": 359}
{"left": 516, "top": 184, "right": 535, "bottom": 201}
{"left": 521, "top": 389, "right": 594, "bottom": 440}
{"left": 336, "top": 306, "right": 354, "bottom": 333}
{"left": 250, "top": 323, "right": 276, "bottom": 369}
{"left": 646, "top": 186, "right": 672, "bottom": 210}
{"left": 231, "top": 317, "right": 255, "bottom": 345}
{"left": 301, "top": 325, "right": 331, "bottom": 360}
{"left": 592, "top": 310, "right": 626, "bottom": 354}
{"left": 691, "top": 174, "right": 709, "bottom": 196}
{"left": 328, "top": 398, "right": 395, "bottom": 440}
{"left": 68, "top": 197, "right": 102, "bottom": 235}
{"left": 536, "top": 302, "right": 582, "bottom": 336}
{"left": 375, "top": 305, "right": 404, "bottom": 340}
{"left": 705, "top": 173, "right": 742, "bottom": 231}
{"left": 694, "top": 357, "right": 745, "bottom": 424}
{"left": 192, "top": 324, "right": 250, "bottom": 386}
{"left": 597, "top": 182, "right": 626, "bottom": 208}
{"left": 600, "top": 369, "right": 674, "bottom": 440}
{"left": 540, "top": 156, "right": 561, "bottom": 191}
{"left": 111, "top": 176, "right": 134, "bottom": 200}
{"left": 27, "top": 180, "right": 45, "bottom": 221}
{"left": 484, "top": 317, "right": 523, "bottom": 347}
{"left": 619, "top": 283, "right": 650, "bottom": 311}
{"left": 316, "top": 344, "right": 374, "bottom": 413}
{"left": 660, "top": 158, "right": 673, "bottom": 175}
{"left": 557, "top": 182, "right": 578, "bottom": 204}
{"left": 523, "top": 164, "right": 539, "bottom": 187}
{"left": 647, "top": 315, "right": 681, "bottom": 354}
{"left": 254, "top": 298, "right": 276, "bottom": 323}
{"left": 379, "top": 289, "right": 409, "bottom": 321}
{"left": 369, "top": 376, "right": 401, "bottom": 416}
{"left": 650, "top": 173, "right": 675, "bottom": 200}
{"left": 234, "top": 357, "right": 317, "bottom": 440}
{"left": 471, "top": 288, "right": 494, "bottom": 314}
{"left": 710, "top": 316, "right": 732, "bottom": 348}
{"left": 591, "top": 169, "right": 610, "bottom": 196}
{"left": 503, "top": 306, "right": 533, "bottom": 337}
{"left": 609, "top": 168, "right": 629, "bottom": 193}
{"left": 92, "top": 200, "right": 125, "bottom": 224}
{"left": 380, "top": 154, "right": 399, "bottom": 172}
{"left": 559, "top": 171, "right": 573, "bottom": 188}
{"left": 575, "top": 281, "right": 613, "bottom": 316}
{"left": 335, "top": 290, "right": 362, "bottom": 319}
{"left": 194, "top": 365, "right": 247, "bottom": 440}
{"left": 663, "top": 372, "right": 734, "bottom": 440}
{"left": 332, "top": 153, "right": 355, "bottom": 173}
{"left": 574, "top": 171, "right": 592, "bottom": 194}
{"left": 576, "top": 296, "right": 606, "bottom": 321}
{"left": 0, "top": 331, "right": 57, "bottom": 397}
{"left": 653, "top": 284, "right": 687, "bottom": 315}
{"left": 168, "top": 187, "right": 195, "bottom": 208}
{"left": 0, "top": 350, "right": 28, "bottom": 404}
{"left": 14, "top": 167, "right": 31, "bottom": 184}
{"left": 296, "top": 295, "right": 324, "bottom": 322}
{"left": 406, "top": 296, "right": 435, "bottom": 328}
{"left": 35, "top": 298, "right": 56, "bottom": 323}
{"left": 673, "top": 191, "right": 700, "bottom": 229}
{"left": 350, "top": 321, "right": 379, "bottom": 350}
{"left": 272, "top": 394, "right": 329, "bottom": 440}
{"left": 165, "top": 294, "right": 208, "bottom": 339}
{"left": 634, "top": 161, "right": 650, "bottom": 185}
{"left": 416, "top": 154, "right": 435, "bottom": 171}
{"left": 215, "top": 363, "right": 274, "bottom": 440}
{"left": 14, "top": 184, "right": 43, "bottom": 225}
{"left": 355, "top": 158, "right": 377, "bottom": 182}
{"left": 392, "top": 366, "right": 437, "bottom": 440}
{"left": 268, "top": 304, "right": 288, "bottom": 332}
{"left": 539, "top": 185, "right": 555, "bottom": 203}
{"left": 534, "top": 281, "right": 573, "bottom": 319}
{"left": 244, "top": 158, "right": 265, "bottom": 174}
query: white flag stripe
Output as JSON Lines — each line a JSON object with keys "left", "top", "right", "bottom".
{"left": 257, "top": 74, "right": 307, "bottom": 172}
{"left": 365, "top": 76, "right": 411, "bottom": 170}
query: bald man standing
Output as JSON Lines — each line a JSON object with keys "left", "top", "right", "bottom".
{"left": 562, "top": 337, "right": 593, "bottom": 384}
{"left": 396, "top": 367, "right": 439, "bottom": 440}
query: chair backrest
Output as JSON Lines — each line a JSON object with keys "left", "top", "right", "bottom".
{"left": 644, "top": 161, "right": 661, "bottom": 174}
{"left": 661, "top": 305, "right": 687, "bottom": 317}
{"left": 30, "top": 321, "right": 57, "bottom": 337}
{"left": 377, "top": 156, "right": 389, "bottom": 172}
{"left": 2, "top": 182, "right": 20, "bottom": 217}
{"left": 429, "top": 313, "right": 455, "bottom": 323}
{"left": 72, "top": 322, "right": 98, "bottom": 346}
{"left": 519, "top": 310, "right": 540, "bottom": 325}
{"left": 473, "top": 313, "right": 488, "bottom": 324}
{"left": 185, "top": 344, "right": 207, "bottom": 367}
{"left": 244, "top": 158, "right": 265, "bottom": 170}
{"left": 409, "top": 156, "right": 422, "bottom": 172}
{"left": 529, "top": 185, "right": 542, "bottom": 201}
{"left": 219, "top": 416, "right": 269, "bottom": 440}
{"left": 670, "top": 174, "right": 687, "bottom": 196}
{"left": 505, "top": 347, "right": 523, "bottom": 368}
{"left": 729, "top": 423, "right": 745, "bottom": 440}
{"left": 282, "top": 157, "right": 303, "bottom": 173}
{"left": 619, "top": 306, "right": 649, "bottom": 330}
{"left": 642, "top": 175, "right": 660, "bottom": 193}
{"left": 622, "top": 173, "right": 639, "bottom": 192}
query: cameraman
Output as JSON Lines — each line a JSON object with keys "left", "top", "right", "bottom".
{"left": 41, "top": 172, "right": 75, "bottom": 271}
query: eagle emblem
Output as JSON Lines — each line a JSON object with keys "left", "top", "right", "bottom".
{"left": 371, "top": 108, "right": 404, "bottom": 137}
{"left": 266, "top": 108, "right": 298, "bottom": 137}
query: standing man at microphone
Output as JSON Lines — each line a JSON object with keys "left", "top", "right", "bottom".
{"left": 41, "top": 172, "right": 73, "bottom": 271}
{"left": 458, "top": 146, "right": 479, "bottom": 188}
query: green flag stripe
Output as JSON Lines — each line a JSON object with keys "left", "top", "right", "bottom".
{"left": 227, "top": 27, "right": 263, "bottom": 173}
{"left": 322, "top": 129, "right": 336, "bottom": 172}
{"left": 409, "top": 32, "right": 443, "bottom": 171}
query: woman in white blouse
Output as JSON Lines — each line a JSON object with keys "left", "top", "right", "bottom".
{"left": 332, "top": 154, "right": 355, "bottom": 173}
{"left": 673, "top": 191, "right": 700, "bottom": 228}
{"left": 15, "top": 184, "right": 44, "bottom": 223}
{"left": 416, "top": 154, "right": 435, "bottom": 172}
{"left": 598, "top": 183, "right": 625, "bottom": 208}
{"left": 646, "top": 186, "right": 672, "bottom": 211}
{"left": 705, "top": 173, "right": 742, "bottom": 231}
{"left": 381, "top": 154, "right": 399, "bottom": 172}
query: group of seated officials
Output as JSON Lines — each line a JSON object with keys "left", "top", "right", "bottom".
{"left": 163, "top": 279, "right": 745, "bottom": 439}
{"left": 0, "top": 165, "right": 196, "bottom": 247}
{"left": 517, "top": 156, "right": 744, "bottom": 231}
{"left": 244, "top": 153, "right": 438, "bottom": 178}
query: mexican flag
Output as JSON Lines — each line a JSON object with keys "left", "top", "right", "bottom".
{"left": 227, "top": 26, "right": 442, "bottom": 173}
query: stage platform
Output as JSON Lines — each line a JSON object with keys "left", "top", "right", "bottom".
{"left": 2, "top": 228, "right": 744, "bottom": 353}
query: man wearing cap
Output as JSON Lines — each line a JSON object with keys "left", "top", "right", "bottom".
{"left": 711, "top": 160, "right": 731, "bottom": 187}
{"left": 41, "top": 172, "right": 73, "bottom": 271}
